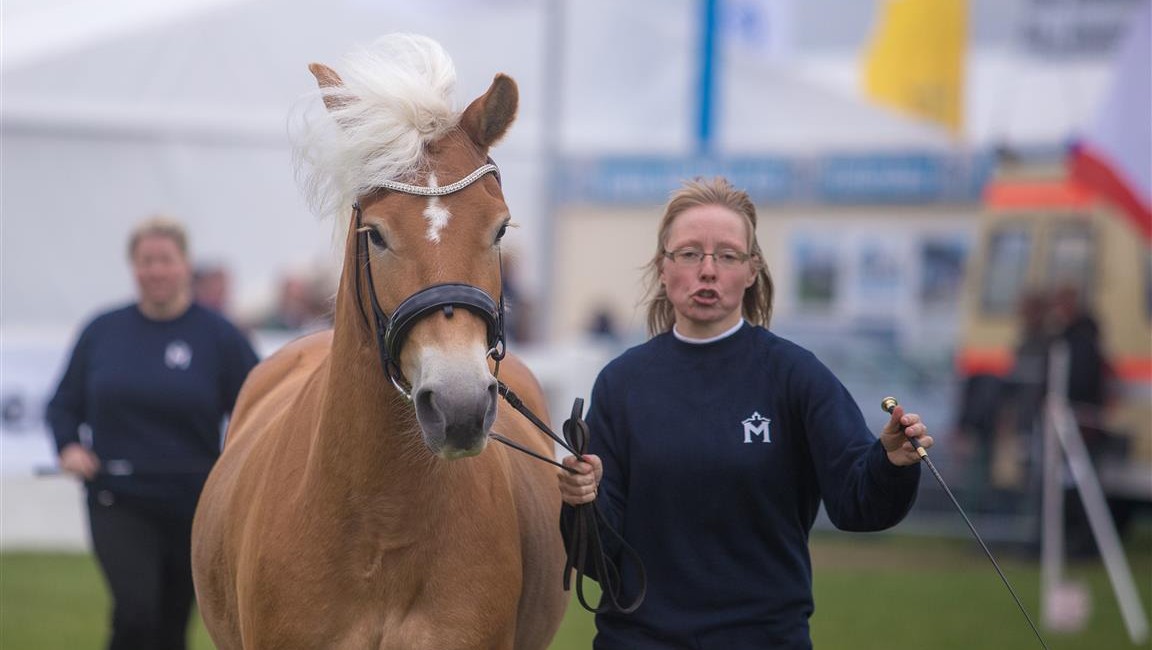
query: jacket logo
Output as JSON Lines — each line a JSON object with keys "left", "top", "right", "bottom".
{"left": 165, "top": 340, "right": 193, "bottom": 370}
{"left": 742, "top": 412, "right": 771, "bottom": 443}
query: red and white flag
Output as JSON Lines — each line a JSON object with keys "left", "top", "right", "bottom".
{"left": 1070, "top": 1, "right": 1152, "bottom": 240}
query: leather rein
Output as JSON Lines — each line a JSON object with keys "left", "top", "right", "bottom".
{"left": 350, "top": 158, "right": 646, "bottom": 614}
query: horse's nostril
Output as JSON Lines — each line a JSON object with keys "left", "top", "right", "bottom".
{"left": 414, "top": 388, "right": 444, "bottom": 429}
{"left": 484, "top": 381, "right": 499, "bottom": 429}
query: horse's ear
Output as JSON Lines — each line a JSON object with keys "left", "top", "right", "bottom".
{"left": 309, "top": 63, "right": 349, "bottom": 113}
{"left": 460, "top": 74, "right": 518, "bottom": 149}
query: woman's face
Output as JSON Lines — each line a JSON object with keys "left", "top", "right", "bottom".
{"left": 132, "top": 234, "right": 191, "bottom": 312}
{"left": 659, "top": 204, "right": 756, "bottom": 339}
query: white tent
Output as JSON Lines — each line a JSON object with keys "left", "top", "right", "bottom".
{"left": 1, "top": 0, "right": 1123, "bottom": 329}
{"left": 2, "top": 0, "right": 556, "bottom": 328}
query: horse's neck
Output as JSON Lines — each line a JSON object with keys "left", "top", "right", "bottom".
{"left": 301, "top": 237, "right": 452, "bottom": 504}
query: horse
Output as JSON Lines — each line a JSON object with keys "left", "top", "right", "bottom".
{"left": 191, "top": 34, "right": 569, "bottom": 649}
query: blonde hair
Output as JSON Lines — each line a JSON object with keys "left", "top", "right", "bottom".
{"left": 127, "top": 216, "right": 189, "bottom": 258}
{"left": 642, "top": 177, "right": 774, "bottom": 336}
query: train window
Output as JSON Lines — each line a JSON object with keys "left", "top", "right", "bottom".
{"left": 980, "top": 224, "right": 1032, "bottom": 314}
{"left": 1046, "top": 222, "right": 1095, "bottom": 300}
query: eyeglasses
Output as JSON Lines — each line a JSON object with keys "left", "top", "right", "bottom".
{"left": 663, "top": 248, "right": 752, "bottom": 268}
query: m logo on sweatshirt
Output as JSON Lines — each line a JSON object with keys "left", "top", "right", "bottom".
{"left": 165, "top": 340, "right": 192, "bottom": 370}
{"left": 742, "top": 412, "right": 771, "bottom": 443}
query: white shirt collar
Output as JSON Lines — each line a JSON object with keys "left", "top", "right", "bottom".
{"left": 672, "top": 319, "right": 745, "bottom": 345}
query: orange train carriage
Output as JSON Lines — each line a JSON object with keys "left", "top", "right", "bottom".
{"left": 956, "top": 160, "right": 1151, "bottom": 503}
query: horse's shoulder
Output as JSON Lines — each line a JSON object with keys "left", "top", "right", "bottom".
{"left": 225, "top": 330, "right": 332, "bottom": 448}
{"left": 248, "top": 330, "right": 332, "bottom": 384}
{"left": 272, "top": 328, "right": 334, "bottom": 360}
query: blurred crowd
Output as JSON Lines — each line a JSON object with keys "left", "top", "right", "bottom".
{"left": 193, "top": 263, "right": 335, "bottom": 334}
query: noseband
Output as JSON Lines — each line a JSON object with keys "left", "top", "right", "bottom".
{"left": 353, "top": 160, "right": 506, "bottom": 397}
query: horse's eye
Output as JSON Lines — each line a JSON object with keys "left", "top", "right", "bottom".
{"left": 494, "top": 223, "right": 508, "bottom": 243}
{"left": 366, "top": 228, "right": 387, "bottom": 248}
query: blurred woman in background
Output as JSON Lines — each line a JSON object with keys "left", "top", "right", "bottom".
{"left": 47, "top": 216, "right": 258, "bottom": 650}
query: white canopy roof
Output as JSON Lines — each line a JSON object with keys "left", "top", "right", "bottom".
{"left": 0, "top": 0, "right": 1131, "bottom": 327}
{"left": 8, "top": 0, "right": 1114, "bottom": 152}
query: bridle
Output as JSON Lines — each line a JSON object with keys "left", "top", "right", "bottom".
{"left": 351, "top": 156, "right": 646, "bottom": 615}
{"left": 351, "top": 159, "right": 506, "bottom": 398}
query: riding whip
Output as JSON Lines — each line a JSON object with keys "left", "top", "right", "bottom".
{"left": 882, "top": 396, "right": 1049, "bottom": 650}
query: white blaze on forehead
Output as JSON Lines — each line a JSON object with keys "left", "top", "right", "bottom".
{"left": 423, "top": 173, "right": 452, "bottom": 243}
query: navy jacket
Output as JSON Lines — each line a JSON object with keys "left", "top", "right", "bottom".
{"left": 562, "top": 324, "right": 920, "bottom": 649}
{"left": 46, "top": 303, "right": 258, "bottom": 518}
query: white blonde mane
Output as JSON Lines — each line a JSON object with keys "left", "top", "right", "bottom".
{"left": 293, "top": 33, "right": 460, "bottom": 220}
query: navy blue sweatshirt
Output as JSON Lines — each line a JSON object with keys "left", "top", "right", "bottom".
{"left": 562, "top": 324, "right": 921, "bottom": 649}
{"left": 46, "top": 303, "right": 258, "bottom": 518}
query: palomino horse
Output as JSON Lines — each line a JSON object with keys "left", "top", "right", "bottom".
{"left": 192, "top": 35, "right": 569, "bottom": 649}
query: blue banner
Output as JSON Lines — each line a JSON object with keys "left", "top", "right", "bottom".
{"left": 817, "top": 154, "right": 946, "bottom": 203}
{"left": 556, "top": 156, "right": 797, "bottom": 204}
{"left": 555, "top": 151, "right": 995, "bottom": 205}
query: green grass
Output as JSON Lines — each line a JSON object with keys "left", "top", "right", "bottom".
{"left": 2, "top": 532, "right": 1149, "bottom": 649}
{"left": 808, "top": 531, "right": 1152, "bottom": 649}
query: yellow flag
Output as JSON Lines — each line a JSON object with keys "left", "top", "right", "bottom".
{"left": 862, "top": 0, "right": 967, "bottom": 134}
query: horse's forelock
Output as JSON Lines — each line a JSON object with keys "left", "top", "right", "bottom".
{"left": 294, "top": 33, "right": 462, "bottom": 220}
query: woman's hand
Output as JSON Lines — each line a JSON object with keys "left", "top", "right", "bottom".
{"left": 558, "top": 454, "right": 603, "bottom": 505}
{"left": 59, "top": 443, "right": 101, "bottom": 481}
{"left": 880, "top": 405, "right": 933, "bottom": 467}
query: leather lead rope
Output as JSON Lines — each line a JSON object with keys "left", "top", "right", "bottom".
{"left": 494, "top": 387, "right": 647, "bottom": 614}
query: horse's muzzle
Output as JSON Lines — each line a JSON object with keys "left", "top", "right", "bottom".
{"left": 413, "top": 378, "right": 498, "bottom": 458}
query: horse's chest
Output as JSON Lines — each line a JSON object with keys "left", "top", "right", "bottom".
{"left": 254, "top": 536, "right": 522, "bottom": 648}
{"left": 264, "top": 590, "right": 518, "bottom": 650}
